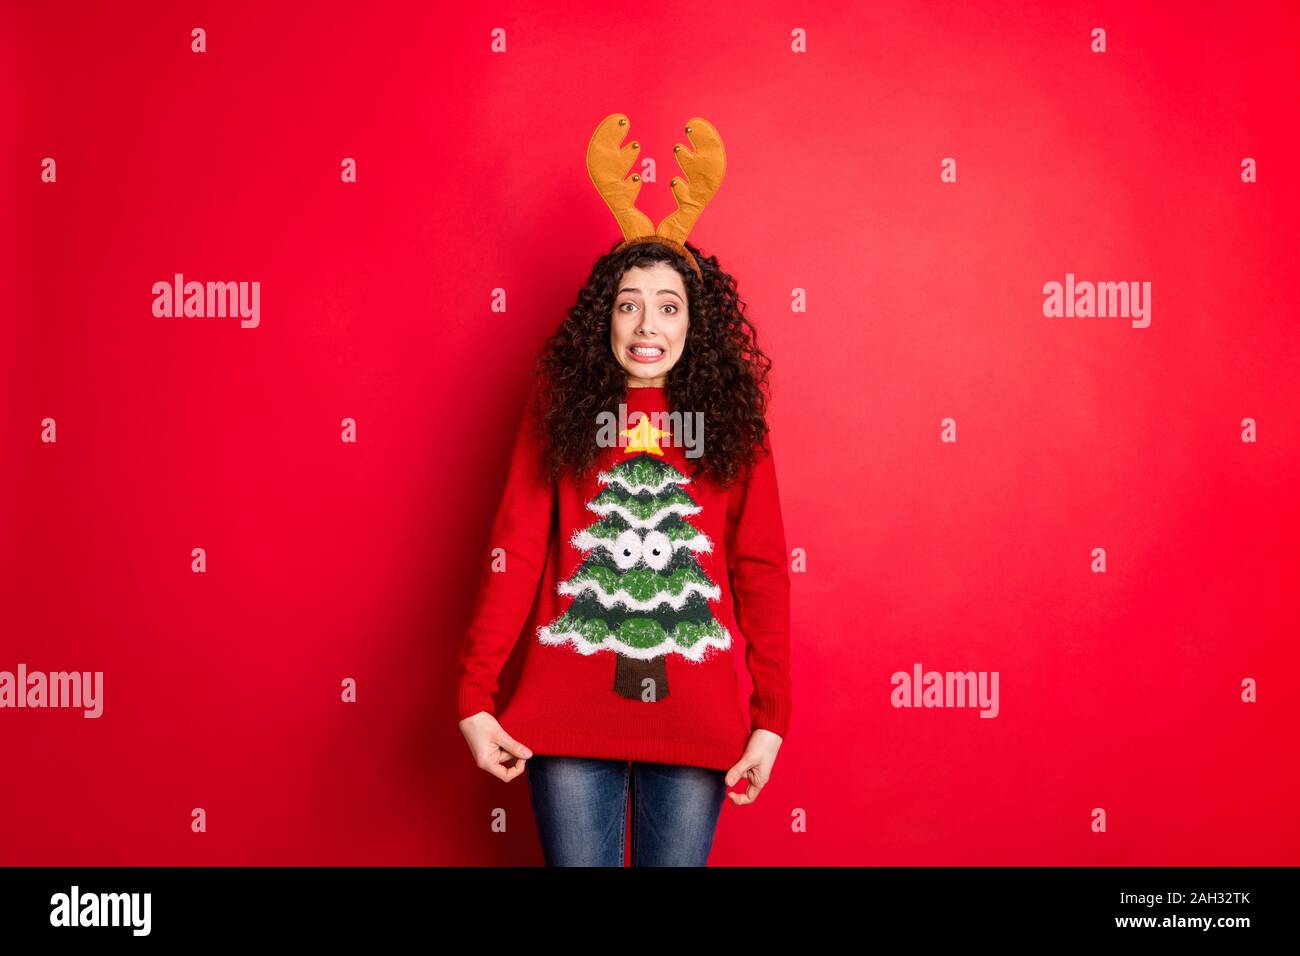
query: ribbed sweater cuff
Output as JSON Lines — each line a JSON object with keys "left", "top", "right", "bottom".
{"left": 750, "top": 697, "right": 791, "bottom": 740}
{"left": 456, "top": 684, "right": 494, "bottom": 722}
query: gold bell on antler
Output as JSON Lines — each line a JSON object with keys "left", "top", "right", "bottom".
{"left": 585, "top": 113, "right": 727, "bottom": 280}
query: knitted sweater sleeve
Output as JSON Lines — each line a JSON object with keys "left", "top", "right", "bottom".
{"left": 454, "top": 385, "right": 556, "bottom": 721}
{"left": 724, "top": 432, "right": 793, "bottom": 739}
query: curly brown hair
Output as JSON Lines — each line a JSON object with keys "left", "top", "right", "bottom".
{"left": 529, "top": 238, "right": 774, "bottom": 490}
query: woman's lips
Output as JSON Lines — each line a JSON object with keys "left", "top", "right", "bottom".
{"left": 627, "top": 344, "right": 665, "bottom": 363}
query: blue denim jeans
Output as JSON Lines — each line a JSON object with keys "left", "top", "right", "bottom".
{"left": 526, "top": 755, "right": 727, "bottom": 866}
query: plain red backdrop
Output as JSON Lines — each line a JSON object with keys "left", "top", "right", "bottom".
{"left": 4, "top": 1, "right": 1298, "bottom": 865}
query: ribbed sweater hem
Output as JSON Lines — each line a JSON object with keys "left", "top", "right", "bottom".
{"left": 513, "top": 726, "right": 744, "bottom": 773}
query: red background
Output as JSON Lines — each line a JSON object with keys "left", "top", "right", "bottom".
{"left": 4, "top": 1, "right": 1298, "bottom": 865}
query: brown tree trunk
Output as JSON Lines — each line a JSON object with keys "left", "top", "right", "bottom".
{"left": 613, "top": 655, "right": 668, "bottom": 701}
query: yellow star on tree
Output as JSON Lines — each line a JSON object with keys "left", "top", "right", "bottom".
{"left": 619, "top": 414, "right": 671, "bottom": 456}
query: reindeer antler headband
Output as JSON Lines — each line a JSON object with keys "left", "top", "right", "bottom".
{"left": 585, "top": 113, "right": 727, "bottom": 281}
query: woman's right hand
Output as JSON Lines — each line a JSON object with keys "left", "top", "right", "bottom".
{"left": 459, "top": 711, "right": 533, "bottom": 782}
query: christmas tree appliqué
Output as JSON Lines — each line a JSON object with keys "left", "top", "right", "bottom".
{"left": 537, "top": 413, "right": 731, "bottom": 701}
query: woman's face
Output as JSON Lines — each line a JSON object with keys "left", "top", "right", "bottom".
{"left": 609, "top": 261, "right": 689, "bottom": 387}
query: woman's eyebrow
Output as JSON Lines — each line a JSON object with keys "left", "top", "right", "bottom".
{"left": 618, "top": 287, "right": 683, "bottom": 302}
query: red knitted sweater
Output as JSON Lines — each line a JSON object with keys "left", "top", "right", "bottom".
{"left": 454, "top": 382, "right": 792, "bottom": 771}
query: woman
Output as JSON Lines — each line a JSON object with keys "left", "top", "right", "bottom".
{"left": 455, "top": 115, "right": 792, "bottom": 866}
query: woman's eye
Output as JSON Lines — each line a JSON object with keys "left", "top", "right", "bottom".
{"left": 662, "top": 304, "right": 677, "bottom": 314}
{"left": 619, "top": 302, "right": 637, "bottom": 313}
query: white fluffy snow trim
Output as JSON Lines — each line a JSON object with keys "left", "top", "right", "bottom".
{"left": 569, "top": 527, "right": 713, "bottom": 556}
{"left": 585, "top": 500, "right": 701, "bottom": 528}
{"left": 555, "top": 577, "right": 722, "bottom": 610}
{"left": 536, "top": 624, "right": 732, "bottom": 661}
{"left": 596, "top": 468, "right": 692, "bottom": 496}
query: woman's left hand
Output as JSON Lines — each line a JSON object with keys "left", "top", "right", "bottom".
{"left": 724, "top": 729, "right": 782, "bottom": 806}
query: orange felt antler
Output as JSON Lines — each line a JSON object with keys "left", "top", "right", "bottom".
{"left": 585, "top": 113, "right": 727, "bottom": 279}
